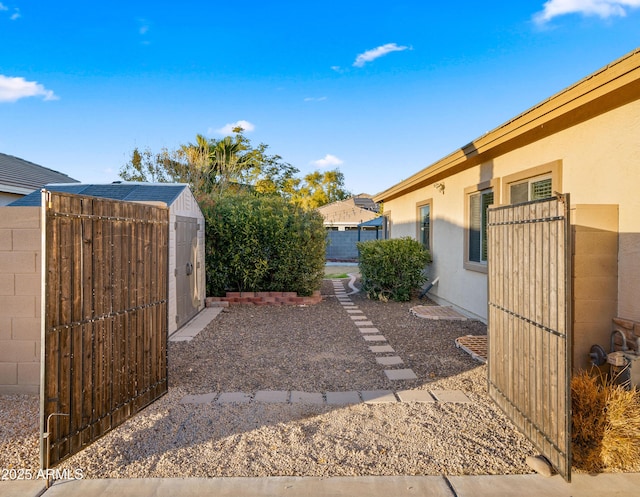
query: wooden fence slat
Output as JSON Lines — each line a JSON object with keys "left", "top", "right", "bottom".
{"left": 42, "top": 191, "right": 169, "bottom": 467}
{"left": 487, "top": 196, "right": 571, "bottom": 482}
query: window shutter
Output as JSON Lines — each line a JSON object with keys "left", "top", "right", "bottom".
{"left": 469, "top": 193, "right": 481, "bottom": 262}
{"left": 531, "top": 178, "right": 552, "bottom": 200}
{"left": 481, "top": 191, "right": 494, "bottom": 261}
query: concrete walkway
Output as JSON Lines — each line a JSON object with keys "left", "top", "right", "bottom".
{"left": 168, "top": 307, "right": 223, "bottom": 342}
{"left": 3, "top": 473, "right": 640, "bottom": 497}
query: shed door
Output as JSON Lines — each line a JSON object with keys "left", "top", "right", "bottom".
{"left": 175, "top": 216, "right": 200, "bottom": 328}
{"left": 487, "top": 195, "right": 572, "bottom": 481}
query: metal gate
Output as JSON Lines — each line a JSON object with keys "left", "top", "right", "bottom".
{"left": 487, "top": 195, "right": 572, "bottom": 481}
{"left": 40, "top": 191, "right": 169, "bottom": 467}
{"left": 175, "top": 215, "right": 200, "bottom": 328}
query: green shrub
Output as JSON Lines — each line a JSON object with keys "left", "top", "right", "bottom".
{"left": 357, "top": 237, "right": 431, "bottom": 301}
{"left": 202, "top": 195, "right": 326, "bottom": 296}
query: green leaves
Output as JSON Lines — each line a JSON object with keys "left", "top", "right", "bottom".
{"left": 357, "top": 237, "right": 431, "bottom": 302}
{"left": 203, "top": 196, "right": 326, "bottom": 296}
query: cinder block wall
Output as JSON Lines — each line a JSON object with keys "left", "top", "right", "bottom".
{"left": 572, "top": 204, "right": 619, "bottom": 371}
{"left": 0, "top": 207, "right": 41, "bottom": 395}
{"left": 326, "top": 230, "right": 379, "bottom": 260}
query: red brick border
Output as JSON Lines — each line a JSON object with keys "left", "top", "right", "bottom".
{"left": 206, "top": 290, "right": 322, "bottom": 307}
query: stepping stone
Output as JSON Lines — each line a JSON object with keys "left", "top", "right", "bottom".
{"left": 430, "top": 390, "right": 472, "bottom": 403}
{"left": 346, "top": 310, "right": 363, "bottom": 314}
{"left": 217, "top": 392, "right": 252, "bottom": 404}
{"left": 254, "top": 390, "right": 289, "bottom": 403}
{"left": 376, "top": 356, "right": 403, "bottom": 366}
{"left": 369, "top": 345, "right": 395, "bottom": 353}
{"left": 354, "top": 321, "right": 374, "bottom": 326}
{"left": 179, "top": 392, "right": 217, "bottom": 404}
{"left": 360, "top": 390, "right": 398, "bottom": 404}
{"left": 363, "top": 335, "right": 387, "bottom": 342}
{"left": 350, "top": 315, "right": 367, "bottom": 320}
{"left": 396, "top": 390, "right": 436, "bottom": 403}
{"left": 359, "top": 327, "right": 379, "bottom": 334}
{"left": 326, "top": 391, "right": 361, "bottom": 405}
{"left": 290, "top": 391, "right": 324, "bottom": 404}
{"left": 342, "top": 306, "right": 358, "bottom": 310}
{"left": 385, "top": 369, "right": 418, "bottom": 380}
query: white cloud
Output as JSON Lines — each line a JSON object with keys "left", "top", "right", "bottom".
{"left": 353, "top": 43, "right": 410, "bottom": 67}
{"left": 304, "top": 96, "right": 327, "bottom": 102}
{"left": 214, "top": 120, "right": 256, "bottom": 135}
{"left": 0, "top": 75, "right": 59, "bottom": 103}
{"left": 0, "top": 3, "right": 19, "bottom": 20}
{"left": 534, "top": 0, "right": 640, "bottom": 23}
{"left": 138, "top": 18, "right": 151, "bottom": 35}
{"left": 312, "top": 154, "right": 344, "bottom": 168}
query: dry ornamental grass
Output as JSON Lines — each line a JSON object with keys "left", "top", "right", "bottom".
{"left": 571, "top": 370, "right": 640, "bottom": 472}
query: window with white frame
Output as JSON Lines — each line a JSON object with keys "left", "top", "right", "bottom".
{"left": 468, "top": 188, "right": 493, "bottom": 264}
{"left": 509, "top": 175, "right": 553, "bottom": 204}
{"left": 417, "top": 201, "right": 431, "bottom": 251}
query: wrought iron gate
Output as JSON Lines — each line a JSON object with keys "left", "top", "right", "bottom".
{"left": 40, "top": 191, "right": 169, "bottom": 467}
{"left": 487, "top": 195, "right": 572, "bottom": 481}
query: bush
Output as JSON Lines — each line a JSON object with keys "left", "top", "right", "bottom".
{"left": 202, "top": 195, "right": 326, "bottom": 296}
{"left": 356, "top": 237, "right": 431, "bottom": 302}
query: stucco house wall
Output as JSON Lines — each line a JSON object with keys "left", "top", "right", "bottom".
{"left": 376, "top": 49, "right": 640, "bottom": 332}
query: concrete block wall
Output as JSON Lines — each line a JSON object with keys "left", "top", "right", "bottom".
{"left": 572, "top": 204, "right": 619, "bottom": 371}
{"left": 0, "top": 207, "right": 41, "bottom": 395}
{"left": 326, "top": 230, "right": 379, "bottom": 261}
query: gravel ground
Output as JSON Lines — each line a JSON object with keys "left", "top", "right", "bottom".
{"left": 0, "top": 278, "right": 539, "bottom": 477}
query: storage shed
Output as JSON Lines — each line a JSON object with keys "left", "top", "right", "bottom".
{"left": 10, "top": 182, "right": 205, "bottom": 335}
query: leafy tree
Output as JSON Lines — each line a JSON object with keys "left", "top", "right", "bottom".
{"left": 120, "top": 130, "right": 349, "bottom": 207}
{"left": 292, "top": 169, "right": 350, "bottom": 209}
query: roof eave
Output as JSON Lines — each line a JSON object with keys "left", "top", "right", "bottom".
{"left": 374, "top": 47, "right": 640, "bottom": 203}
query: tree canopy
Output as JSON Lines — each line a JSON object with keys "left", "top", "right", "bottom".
{"left": 119, "top": 129, "right": 349, "bottom": 207}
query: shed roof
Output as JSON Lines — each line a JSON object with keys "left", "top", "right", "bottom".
{"left": 8, "top": 182, "right": 191, "bottom": 207}
{"left": 0, "top": 153, "right": 79, "bottom": 194}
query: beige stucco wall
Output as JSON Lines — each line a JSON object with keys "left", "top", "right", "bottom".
{"left": 383, "top": 98, "right": 640, "bottom": 324}
{"left": 0, "top": 207, "right": 41, "bottom": 395}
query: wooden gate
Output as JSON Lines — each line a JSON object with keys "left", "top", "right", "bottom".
{"left": 40, "top": 191, "right": 169, "bottom": 467}
{"left": 487, "top": 195, "right": 572, "bottom": 481}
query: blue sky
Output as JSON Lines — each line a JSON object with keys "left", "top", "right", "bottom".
{"left": 1, "top": 1, "right": 639, "bottom": 195}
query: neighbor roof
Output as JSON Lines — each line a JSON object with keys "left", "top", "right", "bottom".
{"left": 317, "top": 197, "right": 379, "bottom": 226}
{"left": 0, "top": 153, "right": 79, "bottom": 195}
{"left": 375, "top": 47, "right": 640, "bottom": 203}
{"left": 8, "top": 182, "right": 190, "bottom": 207}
